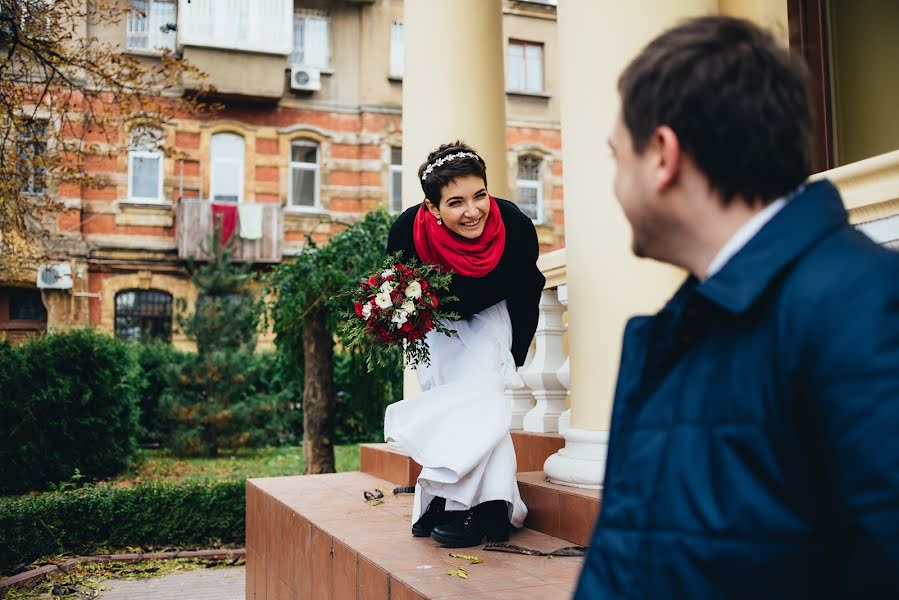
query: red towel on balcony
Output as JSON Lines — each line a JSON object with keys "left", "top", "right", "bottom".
{"left": 211, "top": 203, "right": 238, "bottom": 247}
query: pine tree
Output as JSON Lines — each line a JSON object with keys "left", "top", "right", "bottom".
{"left": 161, "top": 230, "right": 279, "bottom": 457}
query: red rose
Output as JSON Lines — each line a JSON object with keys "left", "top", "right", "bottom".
{"left": 354, "top": 301, "right": 364, "bottom": 317}
{"left": 419, "top": 279, "right": 429, "bottom": 290}
{"left": 368, "top": 276, "right": 378, "bottom": 286}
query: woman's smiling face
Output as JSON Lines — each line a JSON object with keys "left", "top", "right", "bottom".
{"left": 427, "top": 175, "right": 490, "bottom": 239}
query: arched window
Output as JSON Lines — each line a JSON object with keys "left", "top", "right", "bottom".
{"left": 289, "top": 140, "right": 320, "bottom": 208}
{"left": 516, "top": 155, "right": 543, "bottom": 223}
{"left": 210, "top": 133, "right": 245, "bottom": 203}
{"left": 114, "top": 290, "right": 173, "bottom": 342}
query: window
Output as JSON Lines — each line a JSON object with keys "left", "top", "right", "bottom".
{"left": 389, "top": 147, "right": 402, "bottom": 213}
{"left": 389, "top": 21, "right": 404, "bottom": 78}
{"left": 516, "top": 155, "right": 543, "bottom": 222}
{"left": 18, "top": 121, "right": 46, "bottom": 195}
{"left": 507, "top": 40, "right": 544, "bottom": 93}
{"left": 128, "top": 128, "right": 164, "bottom": 202}
{"left": 289, "top": 141, "right": 320, "bottom": 208}
{"left": 209, "top": 133, "right": 245, "bottom": 203}
{"left": 115, "top": 290, "right": 173, "bottom": 342}
{"left": 127, "top": 0, "right": 176, "bottom": 52}
{"left": 290, "top": 11, "right": 330, "bottom": 68}
{"left": 8, "top": 288, "right": 47, "bottom": 322}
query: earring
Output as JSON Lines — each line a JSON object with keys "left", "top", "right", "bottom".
{"left": 437, "top": 218, "right": 443, "bottom": 226}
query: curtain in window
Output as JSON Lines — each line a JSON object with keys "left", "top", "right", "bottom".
{"left": 305, "top": 17, "right": 329, "bottom": 68}
{"left": 390, "top": 22, "right": 404, "bottom": 77}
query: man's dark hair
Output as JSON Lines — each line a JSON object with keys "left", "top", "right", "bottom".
{"left": 619, "top": 16, "right": 814, "bottom": 205}
{"left": 418, "top": 140, "right": 488, "bottom": 205}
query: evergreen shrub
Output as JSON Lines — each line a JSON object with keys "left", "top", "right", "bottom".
{"left": 0, "top": 480, "right": 244, "bottom": 574}
{"left": 0, "top": 330, "right": 140, "bottom": 494}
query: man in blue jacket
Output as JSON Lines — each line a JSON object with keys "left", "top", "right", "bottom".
{"left": 576, "top": 15, "right": 899, "bottom": 599}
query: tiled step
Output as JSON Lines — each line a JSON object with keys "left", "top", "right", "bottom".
{"left": 360, "top": 430, "right": 566, "bottom": 487}
{"left": 247, "top": 471, "right": 583, "bottom": 599}
{"left": 358, "top": 441, "right": 602, "bottom": 547}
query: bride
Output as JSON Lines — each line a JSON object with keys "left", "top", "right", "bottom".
{"left": 384, "top": 140, "right": 545, "bottom": 548}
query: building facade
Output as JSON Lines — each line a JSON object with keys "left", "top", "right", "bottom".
{"left": 0, "top": 0, "right": 565, "bottom": 346}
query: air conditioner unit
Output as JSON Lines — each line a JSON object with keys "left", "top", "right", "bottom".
{"left": 290, "top": 65, "right": 321, "bottom": 92}
{"left": 37, "top": 264, "right": 73, "bottom": 290}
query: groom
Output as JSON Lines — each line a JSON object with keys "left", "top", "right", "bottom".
{"left": 576, "top": 15, "right": 899, "bottom": 599}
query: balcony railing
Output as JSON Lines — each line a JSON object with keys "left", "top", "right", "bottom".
{"left": 176, "top": 200, "right": 284, "bottom": 263}
{"left": 507, "top": 248, "right": 569, "bottom": 433}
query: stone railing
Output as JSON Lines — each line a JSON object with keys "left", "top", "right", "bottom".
{"left": 508, "top": 248, "right": 570, "bottom": 433}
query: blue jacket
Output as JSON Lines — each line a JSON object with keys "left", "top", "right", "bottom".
{"left": 576, "top": 181, "right": 899, "bottom": 599}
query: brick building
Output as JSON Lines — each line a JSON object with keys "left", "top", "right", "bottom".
{"left": 0, "top": 0, "right": 564, "bottom": 346}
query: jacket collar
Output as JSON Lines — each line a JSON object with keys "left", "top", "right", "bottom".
{"left": 695, "top": 179, "right": 847, "bottom": 315}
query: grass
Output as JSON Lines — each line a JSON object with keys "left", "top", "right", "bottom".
{"left": 107, "top": 444, "right": 361, "bottom": 487}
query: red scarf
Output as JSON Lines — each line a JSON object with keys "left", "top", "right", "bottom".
{"left": 412, "top": 196, "right": 506, "bottom": 278}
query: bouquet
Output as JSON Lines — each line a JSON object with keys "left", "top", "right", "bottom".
{"left": 341, "top": 253, "right": 458, "bottom": 371}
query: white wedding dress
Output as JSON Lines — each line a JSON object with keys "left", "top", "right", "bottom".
{"left": 384, "top": 301, "right": 527, "bottom": 528}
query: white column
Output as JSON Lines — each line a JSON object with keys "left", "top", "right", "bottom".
{"left": 521, "top": 289, "right": 567, "bottom": 433}
{"left": 401, "top": 0, "right": 508, "bottom": 400}
{"left": 543, "top": 0, "right": 714, "bottom": 489}
{"left": 555, "top": 284, "right": 571, "bottom": 433}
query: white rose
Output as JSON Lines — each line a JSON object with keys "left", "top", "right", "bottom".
{"left": 379, "top": 281, "right": 395, "bottom": 294}
{"left": 391, "top": 309, "right": 408, "bottom": 329}
{"left": 374, "top": 291, "right": 393, "bottom": 309}
{"left": 401, "top": 299, "right": 416, "bottom": 315}
{"left": 361, "top": 302, "right": 373, "bottom": 320}
{"left": 404, "top": 280, "right": 422, "bottom": 299}
{"left": 381, "top": 269, "right": 395, "bottom": 278}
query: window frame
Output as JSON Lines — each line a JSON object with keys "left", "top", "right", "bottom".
{"left": 516, "top": 154, "right": 545, "bottom": 224}
{"left": 506, "top": 39, "right": 545, "bottom": 94}
{"left": 127, "top": 128, "right": 166, "bottom": 203}
{"left": 209, "top": 132, "right": 245, "bottom": 204}
{"left": 289, "top": 11, "right": 331, "bottom": 69}
{"left": 19, "top": 121, "right": 47, "bottom": 196}
{"left": 113, "top": 289, "right": 173, "bottom": 343}
{"left": 126, "top": 0, "right": 177, "bottom": 54}
{"left": 287, "top": 139, "right": 321, "bottom": 210}
{"left": 389, "top": 146, "right": 402, "bottom": 214}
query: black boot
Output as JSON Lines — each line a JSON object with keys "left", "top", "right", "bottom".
{"left": 430, "top": 500, "right": 510, "bottom": 548}
{"left": 411, "top": 496, "right": 454, "bottom": 537}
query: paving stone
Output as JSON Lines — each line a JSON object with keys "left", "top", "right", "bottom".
{"left": 97, "top": 566, "right": 245, "bottom": 600}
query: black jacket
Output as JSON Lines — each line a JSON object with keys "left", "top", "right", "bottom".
{"left": 386, "top": 198, "right": 545, "bottom": 366}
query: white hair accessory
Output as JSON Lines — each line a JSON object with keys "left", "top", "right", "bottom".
{"left": 421, "top": 152, "right": 479, "bottom": 181}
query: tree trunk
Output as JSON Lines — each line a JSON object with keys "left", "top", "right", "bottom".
{"left": 302, "top": 307, "right": 336, "bottom": 474}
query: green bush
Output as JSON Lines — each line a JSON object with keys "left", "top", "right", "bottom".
{"left": 333, "top": 350, "right": 402, "bottom": 444}
{"left": 160, "top": 350, "right": 298, "bottom": 456}
{"left": 0, "top": 330, "right": 141, "bottom": 495}
{"left": 0, "top": 481, "right": 244, "bottom": 574}
{"left": 132, "top": 340, "right": 187, "bottom": 445}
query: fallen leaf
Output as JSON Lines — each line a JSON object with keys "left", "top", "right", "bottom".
{"left": 448, "top": 553, "right": 483, "bottom": 564}
{"left": 366, "top": 498, "right": 384, "bottom": 506}
{"left": 447, "top": 567, "right": 469, "bottom": 579}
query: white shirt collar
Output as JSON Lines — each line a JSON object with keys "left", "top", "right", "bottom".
{"left": 703, "top": 196, "right": 788, "bottom": 281}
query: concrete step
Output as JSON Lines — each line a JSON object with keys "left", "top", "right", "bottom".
{"left": 247, "top": 471, "right": 583, "bottom": 599}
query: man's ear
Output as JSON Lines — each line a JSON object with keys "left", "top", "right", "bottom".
{"left": 424, "top": 199, "right": 440, "bottom": 219}
{"left": 653, "top": 125, "right": 681, "bottom": 193}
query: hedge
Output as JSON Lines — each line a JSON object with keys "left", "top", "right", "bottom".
{"left": 0, "top": 481, "right": 244, "bottom": 574}
{"left": 0, "top": 330, "right": 141, "bottom": 494}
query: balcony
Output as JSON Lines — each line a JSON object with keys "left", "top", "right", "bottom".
{"left": 177, "top": 0, "right": 293, "bottom": 100}
{"left": 176, "top": 200, "right": 284, "bottom": 263}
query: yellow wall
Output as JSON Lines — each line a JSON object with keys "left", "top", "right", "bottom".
{"left": 829, "top": 0, "right": 899, "bottom": 165}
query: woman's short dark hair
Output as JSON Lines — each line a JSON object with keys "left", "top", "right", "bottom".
{"left": 618, "top": 16, "right": 814, "bottom": 205}
{"left": 418, "top": 140, "right": 488, "bottom": 205}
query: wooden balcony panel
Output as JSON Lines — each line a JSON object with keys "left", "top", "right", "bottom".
{"left": 177, "top": 200, "right": 283, "bottom": 263}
